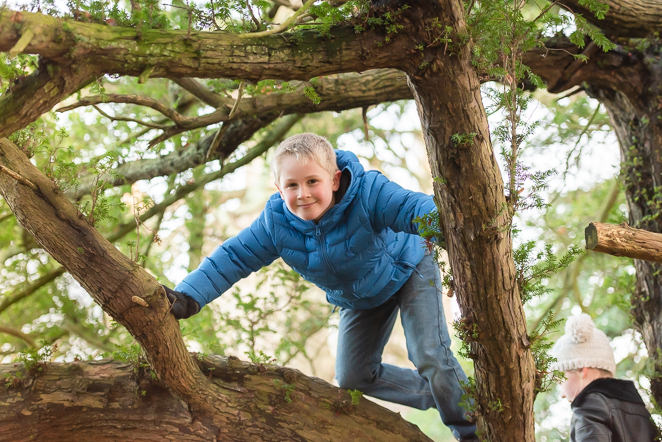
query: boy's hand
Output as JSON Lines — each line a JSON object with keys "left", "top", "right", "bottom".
{"left": 163, "top": 285, "right": 200, "bottom": 319}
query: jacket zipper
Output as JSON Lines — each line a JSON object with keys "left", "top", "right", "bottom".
{"left": 315, "top": 226, "right": 336, "bottom": 274}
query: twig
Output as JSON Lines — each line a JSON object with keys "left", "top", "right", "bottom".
{"left": 58, "top": 94, "right": 185, "bottom": 126}
{"left": 246, "top": 0, "right": 262, "bottom": 30}
{"left": 238, "top": 0, "right": 316, "bottom": 38}
{"left": 0, "top": 165, "right": 38, "bottom": 190}
{"left": 228, "top": 81, "right": 245, "bottom": 120}
{"left": 91, "top": 105, "right": 171, "bottom": 130}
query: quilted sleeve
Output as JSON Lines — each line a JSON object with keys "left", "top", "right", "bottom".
{"left": 364, "top": 171, "right": 437, "bottom": 235}
{"left": 174, "top": 209, "right": 279, "bottom": 309}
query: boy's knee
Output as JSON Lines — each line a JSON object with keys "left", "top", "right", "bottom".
{"left": 335, "top": 366, "right": 376, "bottom": 390}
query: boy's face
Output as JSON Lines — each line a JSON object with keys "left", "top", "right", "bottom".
{"left": 560, "top": 369, "right": 584, "bottom": 402}
{"left": 276, "top": 156, "right": 341, "bottom": 222}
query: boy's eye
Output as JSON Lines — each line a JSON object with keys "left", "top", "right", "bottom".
{"left": 286, "top": 183, "right": 297, "bottom": 188}
{"left": 308, "top": 179, "right": 318, "bottom": 184}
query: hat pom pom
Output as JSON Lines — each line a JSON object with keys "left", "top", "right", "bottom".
{"left": 566, "top": 313, "right": 594, "bottom": 344}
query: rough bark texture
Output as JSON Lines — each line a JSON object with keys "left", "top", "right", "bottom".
{"left": 401, "top": 1, "right": 536, "bottom": 440}
{"left": 0, "top": 357, "right": 429, "bottom": 441}
{"left": 0, "top": 10, "right": 406, "bottom": 81}
{"left": 585, "top": 222, "right": 662, "bottom": 263}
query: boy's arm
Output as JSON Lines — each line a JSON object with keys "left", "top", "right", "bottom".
{"left": 366, "top": 171, "right": 439, "bottom": 237}
{"left": 174, "top": 210, "right": 279, "bottom": 310}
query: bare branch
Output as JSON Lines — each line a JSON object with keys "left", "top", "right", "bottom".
{"left": 171, "top": 78, "right": 229, "bottom": 107}
{"left": 58, "top": 93, "right": 183, "bottom": 121}
{"left": 0, "top": 267, "right": 66, "bottom": 315}
{"left": 0, "top": 325, "right": 36, "bottom": 347}
{"left": 91, "top": 105, "right": 171, "bottom": 130}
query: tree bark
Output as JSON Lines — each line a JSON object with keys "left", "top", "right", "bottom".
{"left": 0, "top": 10, "right": 407, "bottom": 81}
{"left": 585, "top": 222, "right": 662, "bottom": 263}
{"left": 402, "top": 1, "right": 536, "bottom": 440}
{"left": 0, "top": 357, "right": 429, "bottom": 441}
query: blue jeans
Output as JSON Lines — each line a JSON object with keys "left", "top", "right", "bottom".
{"left": 335, "top": 254, "right": 476, "bottom": 440}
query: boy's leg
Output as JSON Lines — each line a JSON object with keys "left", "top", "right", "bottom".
{"left": 335, "top": 295, "right": 438, "bottom": 410}
{"left": 398, "top": 253, "right": 476, "bottom": 440}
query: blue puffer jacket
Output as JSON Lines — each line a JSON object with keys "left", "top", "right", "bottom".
{"left": 175, "top": 150, "right": 437, "bottom": 310}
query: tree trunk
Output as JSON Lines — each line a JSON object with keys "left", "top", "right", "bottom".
{"left": 0, "top": 357, "right": 429, "bottom": 441}
{"left": 401, "top": 1, "right": 536, "bottom": 440}
{"left": 585, "top": 222, "right": 662, "bottom": 262}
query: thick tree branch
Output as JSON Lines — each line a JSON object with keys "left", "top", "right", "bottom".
{"left": 0, "top": 59, "right": 98, "bottom": 138}
{"left": 585, "top": 222, "right": 662, "bottom": 263}
{"left": 523, "top": 37, "right": 649, "bottom": 108}
{"left": 0, "top": 9, "right": 409, "bottom": 81}
{"left": 0, "top": 357, "right": 430, "bottom": 441}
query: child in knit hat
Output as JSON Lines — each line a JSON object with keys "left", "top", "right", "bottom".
{"left": 551, "top": 313, "right": 659, "bottom": 441}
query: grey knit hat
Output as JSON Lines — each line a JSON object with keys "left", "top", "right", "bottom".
{"left": 551, "top": 313, "right": 616, "bottom": 375}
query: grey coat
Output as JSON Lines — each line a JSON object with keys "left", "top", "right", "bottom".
{"left": 571, "top": 378, "right": 659, "bottom": 442}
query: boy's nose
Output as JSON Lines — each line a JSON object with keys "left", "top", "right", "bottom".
{"left": 297, "top": 186, "right": 309, "bottom": 198}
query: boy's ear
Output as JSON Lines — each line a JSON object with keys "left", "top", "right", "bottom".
{"left": 332, "top": 169, "right": 341, "bottom": 191}
{"left": 275, "top": 181, "right": 284, "bottom": 198}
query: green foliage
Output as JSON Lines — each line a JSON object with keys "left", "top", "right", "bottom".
{"left": 303, "top": 85, "right": 321, "bottom": 105}
{"left": 515, "top": 242, "right": 583, "bottom": 303}
{"left": 4, "top": 344, "right": 54, "bottom": 388}
{"left": 450, "top": 132, "right": 477, "bottom": 147}
{"left": 0, "top": 53, "right": 39, "bottom": 94}
{"left": 570, "top": 14, "right": 616, "bottom": 52}
{"left": 273, "top": 378, "right": 295, "bottom": 403}
{"left": 107, "top": 343, "right": 156, "bottom": 380}
{"left": 347, "top": 388, "right": 362, "bottom": 406}
{"left": 528, "top": 311, "right": 564, "bottom": 394}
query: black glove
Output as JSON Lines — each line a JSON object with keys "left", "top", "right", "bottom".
{"left": 163, "top": 285, "right": 200, "bottom": 319}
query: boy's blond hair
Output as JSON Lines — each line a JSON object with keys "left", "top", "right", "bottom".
{"left": 272, "top": 133, "right": 338, "bottom": 181}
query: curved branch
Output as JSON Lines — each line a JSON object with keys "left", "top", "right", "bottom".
{"left": 67, "top": 69, "right": 410, "bottom": 198}
{"left": 0, "top": 59, "right": 98, "bottom": 138}
{"left": 0, "top": 325, "right": 36, "bottom": 347}
{"left": 58, "top": 94, "right": 193, "bottom": 126}
{"left": 0, "top": 267, "right": 66, "bottom": 315}
{"left": 238, "top": 0, "right": 316, "bottom": 39}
